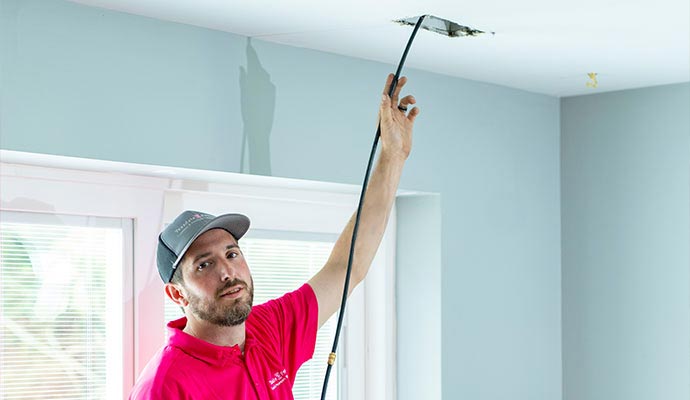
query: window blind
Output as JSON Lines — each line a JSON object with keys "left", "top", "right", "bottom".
{"left": 0, "top": 214, "right": 125, "bottom": 400}
{"left": 164, "top": 236, "right": 338, "bottom": 400}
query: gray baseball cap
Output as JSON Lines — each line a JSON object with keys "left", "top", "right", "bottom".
{"left": 156, "top": 210, "right": 250, "bottom": 283}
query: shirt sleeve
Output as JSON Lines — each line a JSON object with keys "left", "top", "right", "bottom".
{"left": 129, "top": 381, "right": 191, "bottom": 400}
{"left": 249, "top": 283, "right": 319, "bottom": 382}
{"left": 128, "top": 350, "right": 194, "bottom": 400}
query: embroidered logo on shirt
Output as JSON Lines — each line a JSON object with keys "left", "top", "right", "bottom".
{"left": 268, "top": 369, "right": 288, "bottom": 390}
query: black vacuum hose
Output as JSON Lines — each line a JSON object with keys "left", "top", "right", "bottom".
{"left": 319, "top": 14, "right": 427, "bottom": 400}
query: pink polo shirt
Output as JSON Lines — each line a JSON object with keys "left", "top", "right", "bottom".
{"left": 129, "top": 283, "right": 319, "bottom": 400}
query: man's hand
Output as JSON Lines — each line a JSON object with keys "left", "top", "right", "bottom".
{"left": 379, "top": 74, "right": 420, "bottom": 162}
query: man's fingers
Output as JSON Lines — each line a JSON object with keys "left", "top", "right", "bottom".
{"left": 391, "top": 76, "right": 407, "bottom": 105}
{"left": 407, "top": 106, "right": 420, "bottom": 122}
{"left": 382, "top": 73, "right": 394, "bottom": 95}
{"left": 381, "top": 74, "right": 418, "bottom": 123}
{"left": 398, "top": 95, "right": 416, "bottom": 109}
{"left": 381, "top": 74, "right": 407, "bottom": 102}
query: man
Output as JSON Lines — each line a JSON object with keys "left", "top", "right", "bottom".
{"left": 129, "top": 74, "right": 419, "bottom": 399}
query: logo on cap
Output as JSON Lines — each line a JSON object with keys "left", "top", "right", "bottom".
{"left": 174, "top": 213, "right": 209, "bottom": 235}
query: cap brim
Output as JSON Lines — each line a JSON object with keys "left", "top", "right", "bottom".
{"left": 170, "top": 213, "right": 250, "bottom": 274}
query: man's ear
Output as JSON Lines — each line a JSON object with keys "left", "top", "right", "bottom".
{"left": 165, "top": 282, "right": 188, "bottom": 307}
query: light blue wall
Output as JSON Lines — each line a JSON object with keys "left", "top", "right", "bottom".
{"left": 561, "top": 83, "right": 690, "bottom": 400}
{"left": 1, "top": 1, "right": 563, "bottom": 399}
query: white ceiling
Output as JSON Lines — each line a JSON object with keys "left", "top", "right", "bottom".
{"left": 71, "top": 0, "right": 690, "bottom": 97}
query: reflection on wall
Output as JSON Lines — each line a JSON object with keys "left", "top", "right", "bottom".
{"left": 240, "top": 39, "right": 275, "bottom": 176}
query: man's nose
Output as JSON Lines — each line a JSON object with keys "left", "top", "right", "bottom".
{"left": 219, "top": 258, "right": 239, "bottom": 281}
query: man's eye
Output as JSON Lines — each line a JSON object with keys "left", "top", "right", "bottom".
{"left": 197, "top": 262, "right": 210, "bottom": 271}
{"left": 227, "top": 252, "right": 238, "bottom": 259}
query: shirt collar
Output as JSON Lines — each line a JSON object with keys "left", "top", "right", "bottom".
{"left": 166, "top": 317, "right": 254, "bottom": 367}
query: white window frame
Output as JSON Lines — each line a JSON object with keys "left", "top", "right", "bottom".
{"left": 0, "top": 150, "right": 397, "bottom": 400}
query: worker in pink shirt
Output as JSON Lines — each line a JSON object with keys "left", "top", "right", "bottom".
{"left": 129, "top": 74, "right": 420, "bottom": 399}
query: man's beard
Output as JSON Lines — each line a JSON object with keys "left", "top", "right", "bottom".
{"left": 186, "top": 278, "right": 254, "bottom": 326}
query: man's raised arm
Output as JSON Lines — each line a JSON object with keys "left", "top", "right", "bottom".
{"left": 308, "top": 74, "right": 420, "bottom": 327}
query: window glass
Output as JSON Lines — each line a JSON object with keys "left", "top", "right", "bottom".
{"left": 0, "top": 211, "right": 126, "bottom": 400}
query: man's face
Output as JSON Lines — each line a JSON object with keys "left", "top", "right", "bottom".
{"left": 177, "top": 228, "right": 254, "bottom": 326}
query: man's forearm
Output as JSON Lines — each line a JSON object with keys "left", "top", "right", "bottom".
{"left": 327, "top": 152, "right": 405, "bottom": 288}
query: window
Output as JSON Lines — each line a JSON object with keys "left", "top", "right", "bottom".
{"left": 0, "top": 211, "right": 130, "bottom": 399}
